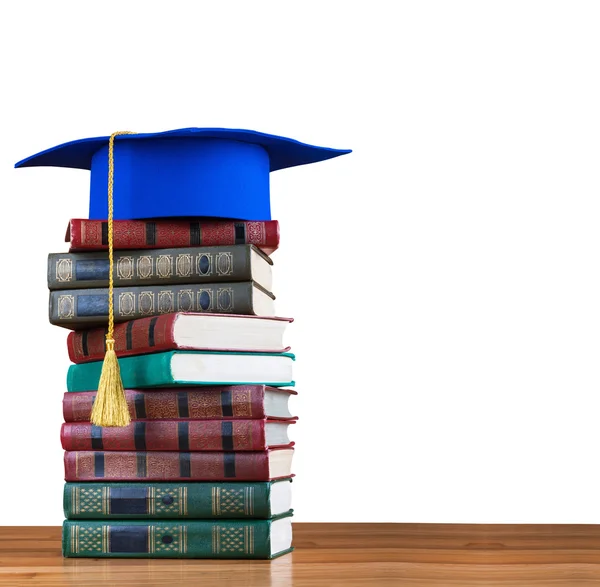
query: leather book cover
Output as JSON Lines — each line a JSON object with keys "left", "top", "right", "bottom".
{"left": 63, "top": 514, "right": 294, "bottom": 558}
{"left": 67, "top": 314, "right": 293, "bottom": 363}
{"left": 49, "top": 244, "right": 272, "bottom": 290}
{"left": 49, "top": 282, "right": 273, "bottom": 329}
{"left": 67, "top": 218, "right": 280, "bottom": 255}
{"left": 64, "top": 479, "right": 292, "bottom": 519}
{"left": 64, "top": 449, "right": 293, "bottom": 481}
{"left": 61, "top": 419, "right": 295, "bottom": 451}
{"left": 63, "top": 386, "right": 297, "bottom": 422}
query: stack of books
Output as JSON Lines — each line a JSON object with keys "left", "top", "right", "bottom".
{"left": 17, "top": 126, "right": 350, "bottom": 560}
{"left": 48, "top": 218, "right": 297, "bottom": 559}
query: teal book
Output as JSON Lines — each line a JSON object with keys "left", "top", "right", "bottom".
{"left": 62, "top": 514, "right": 293, "bottom": 559}
{"left": 67, "top": 351, "right": 296, "bottom": 392}
{"left": 64, "top": 479, "right": 293, "bottom": 520}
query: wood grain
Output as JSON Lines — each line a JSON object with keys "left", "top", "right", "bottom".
{"left": 3, "top": 524, "right": 600, "bottom": 586}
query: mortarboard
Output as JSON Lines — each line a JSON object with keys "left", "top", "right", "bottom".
{"left": 17, "top": 127, "right": 350, "bottom": 427}
{"left": 14, "top": 127, "right": 351, "bottom": 221}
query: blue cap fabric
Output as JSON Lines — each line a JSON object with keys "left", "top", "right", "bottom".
{"left": 15, "top": 127, "right": 351, "bottom": 221}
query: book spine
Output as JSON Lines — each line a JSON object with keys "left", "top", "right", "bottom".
{"left": 50, "top": 282, "right": 258, "bottom": 329}
{"left": 67, "top": 314, "right": 177, "bottom": 363}
{"left": 63, "top": 387, "right": 268, "bottom": 422}
{"left": 67, "top": 352, "right": 175, "bottom": 391}
{"left": 68, "top": 219, "right": 280, "bottom": 255}
{"left": 63, "top": 481, "right": 279, "bottom": 519}
{"left": 48, "top": 246, "right": 255, "bottom": 290}
{"left": 62, "top": 518, "right": 286, "bottom": 558}
{"left": 61, "top": 420, "right": 272, "bottom": 451}
{"left": 64, "top": 451, "right": 272, "bottom": 481}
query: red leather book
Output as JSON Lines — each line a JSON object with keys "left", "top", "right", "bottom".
{"left": 60, "top": 419, "right": 295, "bottom": 451}
{"left": 64, "top": 448, "right": 294, "bottom": 481}
{"left": 63, "top": 387, "right": 297, "bottom": 422}
{"left": 67, "top": 314, "right": 293, "bottom": 363}
{"left": 67, "top": 219, "right": 280, "bottom": 254}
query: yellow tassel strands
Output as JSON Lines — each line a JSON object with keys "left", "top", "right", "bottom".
{"left": 90, "top": 131, "right": 135, "bottom": 427}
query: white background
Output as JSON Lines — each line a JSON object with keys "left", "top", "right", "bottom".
{"left": 1, "top": 0, "right": 600, "bottom": 525}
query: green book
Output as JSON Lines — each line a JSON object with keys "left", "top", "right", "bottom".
{"left": 63, "top": 514, "right": 293, "bottom": 559}
{"left": 64, "top": 479, "right": 293, "bottom": 520}
{"left": 66, "top": 350, "right": 296, "bottom": 391}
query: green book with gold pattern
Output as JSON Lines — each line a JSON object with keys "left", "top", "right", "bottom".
{"left": 64, "top": 479, "right": 293, "bottom": 519}
{"left": 62, "top": 513, "right": 293, "bottom": 559}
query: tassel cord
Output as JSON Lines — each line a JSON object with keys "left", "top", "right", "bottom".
{"left": 90, "top": 131, "right": 135, "bottom": 427}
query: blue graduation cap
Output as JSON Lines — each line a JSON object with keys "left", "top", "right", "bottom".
{"left": 14, "top": 128, "right": 351, "bottom": 221}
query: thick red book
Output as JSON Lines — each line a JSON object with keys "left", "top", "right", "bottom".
{"left": 60, "top": 419, "right": 295, "bottom": 451}
{"left": 67, "top": 218, "right": 280, "bottom": 254}
{"left": 64, "top": 448, "right": 294, "bottom": 481}
{"left": 67, "top": 313, "right": 293, "bottom": 363}
{"left": 63, "top": 387, "right": 297, "bottom": 422}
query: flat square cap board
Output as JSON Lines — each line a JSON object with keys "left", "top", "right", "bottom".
{"left": 15, "top": 127, "right": 351, "bottom": 221}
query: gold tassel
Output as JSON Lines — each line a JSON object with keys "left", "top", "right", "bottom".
{"left": 90, "top": 131, "right": 135, "bottom": 427}
{"left": 90, "top": 339, "right": 130, "bottom": 426}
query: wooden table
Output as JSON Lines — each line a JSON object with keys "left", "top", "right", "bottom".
{"left": 3, "top": 524, "right": 600, "bottom": 586}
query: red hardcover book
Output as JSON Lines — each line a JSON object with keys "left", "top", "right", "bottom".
{"left": 64, "top": 448, "right": 294, "bottom": 481}
{"left": 61, "top": 419, "right": 295, "bottom": 451}
{"left": 67, "top": 314, "right": 293, "bottom": 363}
{"left": 67, "top": 219, "right": 280, "bottom": 254}
{"left": 63, "top": 387, "right": 297, "bottom": 422}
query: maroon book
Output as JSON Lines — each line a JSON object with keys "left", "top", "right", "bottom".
{"left": 67, "top": 218, "right": 280, "bottom": 254}
{"left": 61, "top": 419, "right": 295, "bottom": 451}
{"left": 63, "top": 387, "right": 297, "bottom": 422}
{"left": 67, "top": 313, "right": 293, "bottom": 363}
{"left": 64, "top": 448, "right": 294, "bottom": 481}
